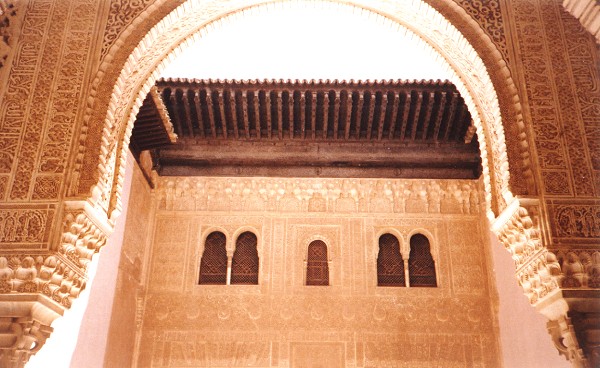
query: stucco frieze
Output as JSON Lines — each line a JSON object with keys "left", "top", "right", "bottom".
{"left": 157, "top": 177, "right": 484, "bottom": 216}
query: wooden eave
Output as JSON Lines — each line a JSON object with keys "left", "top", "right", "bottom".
{"left": 129, "top": 86, "right": 177, "bottom": 154}
{"left": 131, "top": 78, "right": 482, "bottom": 179}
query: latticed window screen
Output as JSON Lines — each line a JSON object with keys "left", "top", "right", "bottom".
{"left": 377, "top": 234, "right": 405, "bottom": 286}
{"left": 306, "top": 240, "right": 329, "bottom": 286}
{"left": 408, "top": 234, "right": 437, "bottom": 287}
{"left": 230, "top": 232, "right": 259, "bottom": 284}
{"left": 199, "top": 231, "right": 228, "bottom": 284}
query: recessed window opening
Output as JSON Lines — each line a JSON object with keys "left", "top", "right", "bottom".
{"left": 231, "top": 232, "right": 259, "bottom": 285}
{"left": 306, "top": 240, "right": 329, "bottom": 286}
{"left": 377, "top": 233, "right": 405, "bottom": 287}
{"left": 199, "top": 231, "right": 228, "bottom": 284}
{"left": 408, "top": 234, "right": 437, "bottom": 287}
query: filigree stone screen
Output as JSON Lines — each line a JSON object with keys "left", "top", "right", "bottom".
{"left": 306, "top": 240, "right": 329, "bottom": 286}
{"left": 230, "top": 232, "right": 259, "bottom": 285}
{"left": 408, "top": 234, "right": 437, "bottom": 287}
{"left": 377, "top": 234, "right": 405, "bottom": 287}
{"left": 199, "top": 231, "right": 227, "bottom": 284}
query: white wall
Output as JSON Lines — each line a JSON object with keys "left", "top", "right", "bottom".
{"left": 27, "top": 152, "right": 135, "bottom": 368}
{"left": 489, "top": 231, "right": 569, "bottom": 368}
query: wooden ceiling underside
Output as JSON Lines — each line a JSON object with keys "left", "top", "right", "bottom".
{"left": 131, "top": 79, "right": 482, "bottom": 179}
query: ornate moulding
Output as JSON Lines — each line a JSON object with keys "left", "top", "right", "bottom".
{"left": 0, "top": 199, "right": 112, "bottom": 366}
{"left": 157, "top": 177, "right": 484, "bottom": 216}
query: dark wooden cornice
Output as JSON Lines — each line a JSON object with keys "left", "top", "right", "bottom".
{"left": 131, "top": 79, "right": 481, "bottom": 179}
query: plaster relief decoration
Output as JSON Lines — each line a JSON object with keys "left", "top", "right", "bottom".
{"left": 0, "top": 1, "right": 17, "bottom": 69}
{"left": 139, "top": 175, "right": 502, "bottom": 367}
{"left": 0, "top": 317, "right": 54, "bottom": 368}
{"left": 551, "top": 203, "right": 600, "bottom": 239}
{"left": 0, "top": 254, "right": 85, "bottom": 308}
{"left": 59, "top": 210, "right": 107, "bottom": 273}
{"left": 101, "top": 0, "right": 156, "bottom": 61}
{"left": 492, "top": 201, "right": 590, "bottom": 366}
{"left": 493, "top": 204, "right": 561, "bottom": 304}
{"left": 556, "top": 250, "right": 600, "bottom": 288}
{"left": 157, "top": 177, "right": 483, "bottom": 215}
{"left": 453, "top": 0, "right": 510, "bottom": 64}
{"left": 0, "top": 207, "right": 54, "bottom": 250}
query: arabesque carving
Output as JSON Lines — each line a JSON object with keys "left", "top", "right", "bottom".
{"left": 0, "top": 207, "right": 54, "bottom": 249}
{"left": 552, "top": 204, "right": 600, "bottom": 239}
{"left": 101, "top": 0, "right": 156, "bottom": 61}
{"left": 452, "top": 0, "right": 510, "bottom": 64}
{"left": 157, "top": 177, "right": 483, "bottom": 215}
{"left": 0, "top": 1, "right": 17, "bottom": 69}
{"left": 58, "top": 209, "right": 108, "bottom": 274}
{"left": 0, "top": 254, "right": 85, "bottom": 308}
{"left": 493, "top": 204, "right": 562, "bottom": 304}
{"left": 514, "top": 1, "right": 598, "bottom": 199}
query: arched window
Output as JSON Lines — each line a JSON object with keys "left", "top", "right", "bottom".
{"left": 231, "top": 232, "right": 259, "bottom": 284}
{"left": 408, "top": 234, "right": 437, "bottom": 287}
{"left": 377, "top": 233, "right": 405, "bottom": 286}
{"left": 199, "top": 231, "right": 227, "bottom": 284}
{"left": 306, "top": 240, "right": 329, "bottom": 286}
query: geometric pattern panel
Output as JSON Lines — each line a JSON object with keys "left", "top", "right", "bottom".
{"left": 408, "top": 234, "right": 437, "bottom": 287}
{"left": 377, "top": 233, "right": 405, "bottom": 287}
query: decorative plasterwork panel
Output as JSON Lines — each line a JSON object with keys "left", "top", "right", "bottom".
{"left": 0, "top": 0, "right": 99, "bottom": 203}
{"left": 0, "top": 254, "right": 83, "bottom": 308}
{"left": 513, "top": 0, "right": 599, "bottom": 199}
{"left": 141, "top": 176, "right": 500, "bottom": 367}
{"left": 101, "top": 0, "right": 156, "bottom": 61}
{"left": 0, "top": 205, "right": 56, "bottom": 251}
{"left": 452, "top": 0, "right": 510, "bottom": 64}
{"left": 157, "top": 177, "right": 484, "bottom": 216}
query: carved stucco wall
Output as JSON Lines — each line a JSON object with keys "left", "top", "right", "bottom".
{"left": 0, "top": 0, "right": 597, "bottom": 366}
{"left": 136, "top": 177, "right": 502, "bottom": 367}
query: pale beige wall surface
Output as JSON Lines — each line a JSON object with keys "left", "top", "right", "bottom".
{"left": 135, "top": 177, "right": 501, "bottom": 367}
{"left": 103, "top": 158, "right": 155, "bottom": 368}
{"left": 0, "top": 0, "right": 598, "bottom": 366}
{"left": 489, "top": 232, "right": 569, "bottom": 368}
